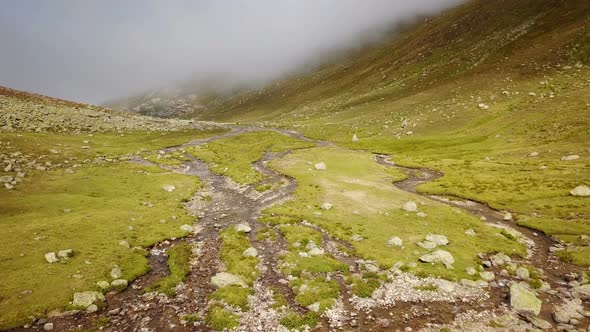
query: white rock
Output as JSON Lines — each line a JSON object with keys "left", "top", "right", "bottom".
{"left": 425, "top": 234, "right": 449, "bottom": 246}
{"left": 308, "top": 247, "right": 325, "bottom": 256}
{"left": 503, "top": 212, "right": 513, "bottom": 221}
{"left": 45, "top": 252, "right": 59, "bottom": 263}
{"left": 86, "top": 304, "right": 98, "bottom": 313}
{"left": 43, "top": 323, "right": 54, "bottom": 331}
{"left": 72, "top": 291, "right": 104, "bottom": 307}
{"left": 510, "top": 283, "right": 542, "bottom": 316}
{"left": 314, "top": 162, "right": 327, "bottom": 171}
{"left": 111, "top": 279, "right": 128, "bottom": 289}
{"left": 464, "top": 229, "right": 476, "bottom": 236}
{"left": 321, "top": 203, "right": 333, "bottom": 210}
{"left": 402, "top": 201, "right": 418, "bottom": 212}
{"left": 350, "top": 234, "right": 364, "bottom": 242}
{"left": 110, "top": 267, "right": 122, "bottom": 279}
{"left": 561, "top": 154, "right": 580, "bottom": 161}
{"left": 307, "top": 302, "right": 321, "bottom": 312}
{"left": 119, "top": 240, "right": 130, "bottom": 248}
{"left": 529, "top": 152, "right": 539, "bottom": 157}
{"left": 97, "top": 281, "right": 110, "bottom": 290}
{"left": 387, "top": 237, "right": 403, "bottom": 247}
{"left": 416, "top": 212, "right": 427, "bottom": 218}
{"left": 235, "top": 223, "right": 252, "bottom": 233}
{"left": 352, "top": 134, "right": 359, "bottom": 142}
{"left": 479, "top": 271, "right": 495, "bottom": 281}
{"left": 243, "top": 247, "right": 258, "bottom": 257}
{"left": 570, "top": 185, "right": 590, "bottom": 197}
{"left": 180, "top": 224, "right": 194, "bottom": 232}
{"left": 478, "top": 103, "right": 490, "bottom": 110}
{"left": 57, "top": 249, "right": 73, "bottom": 259}
{"left": 419, "top": 250, "right": 455, "bottom": 269}
{"left": 515, "top": 267, "right": 530, "bottom": 280}
{"left": 162, "top": 184, "right": 176, "bottom": 192}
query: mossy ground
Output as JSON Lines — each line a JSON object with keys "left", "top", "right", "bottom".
{"left": 0, "top": 130, "right": 222, "bottom": 329}
{"left": 185, "top": 131, "right": 314, "bottom": 184}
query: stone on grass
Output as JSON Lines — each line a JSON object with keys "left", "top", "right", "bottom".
{"left": 321, "top": 203, "right": 333, "bottom": 210}
{"left": 235, "top": 223, "right": 252, "bottom": 233}
{"left": 308, "top": 247, "right": 325, "bottom": 256}
{"left": 561, "top": 155, "right": 580, "bottom": 161}
{"left": 307, "top": 302, "right": 321, "bottom": 312}
{"left": 45, "top": 252, "right": 59, "bottom": 263}
{"left": 417, "top": 241, "right": 437, "bottom": 250}
{"left": 466, "top": 267, "right": 477, "bottom": 276}
{"left": 419, "top": 250, "right": 455, "bottom": 269}
{"left": 314, "top": 162, "right": 327, "bottom": 171}
{"left": 387, "top": 237, "right": 403, "bottom": 247}
{"left": 211, "top": 272, "right": 246, "bottom": 288}
{"left": 97, "top": 281, "right": 111, "bottom": 290}
{"left": 111, "top": 279, "right": 128, "bottom": 290}
{"left": 72, "top": 291, "right": 104, "bottom": 307}
{"left": 243, "top": 247, "right": 258, "bottom": 258}
{"left": 180, "top": 224, "right": 194, "bottom": 232}
{"left": 515, "top": 267, "right": 530, "bottom": 280}
{"left": 402, "top": 201, "right": 418, "bottom": 212}
{"left": 119, "top": 240, "right": 130, "bottom": 248}
{"left": 479, "top": 271, "right": 495, "bottom": 281}
{"left": 503, "top": 212, "right": 513, "bottom": 221}
{"left": 350, "top": 234, "right": 364, "bottom": 242}
{"left": 510, "top": 283, "right": 542, "bottom": 316}
{"left": 529, "top": 152, "right": 539, "bottom": 157}
{"left": 416, "top": 212, "right": 427, "bottom": 218}
{"left": 425, "top": 234, "right": 449, "bottom": 246}
{"left": 464, "top": 229, "right": 476, "bottom": 236}
{"left": 478, "top": 103, "right": 489, "bottom": 110}
{"left": 110, "top": 267, "right": 122, "bottom": 279}
{"left": 352, "top": 134, "right": 359, "bottom": 142}
{"left": 162, "top": 184, "right": 176, "bottom": 192}
{"left": 570, "top": 185, "right": 590, "bottom": 197}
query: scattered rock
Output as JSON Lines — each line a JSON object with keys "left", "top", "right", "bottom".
{"left": 402, "top": 201, "right": 418, "bottom": 212}
{"left": 235, "top": 223, "right": 252, "bottom": 233}
{"left": 111, "top": 279, "right": 128, "bottom": 289}
{"left": 464, "top": 229, "right": 476, "bottom": 236}
{"left": 570, "top": 185, "right": 590, "bottom": 197}
{"left": 571, "top": 284, "right": 590, "bottom": 300}
{"left": 479, "top": 271, "right": 495, "bottom": 281}
{"left": 510, "top": 283, "right": 542, "bottom": 316}
{"left": 515, "top": 267, "right": 530, "bottom": 280}
{"left": 417, "top": 241, "right": 437, "bottom": 250}
{"left": 72, "top": 291, "right": 105, "bottom": 307}
{"left": 243, "top": 247, "right": 258, "bottom": 257}
{"left": 180, "top": 224, "right": 194, "bottom": 232}
{"left": 350, "top": 234, "right": 364, "bottom": 242}
{"left": 211, "top": 272, "right": 246, "bottom": 288}
{"left": 478, "top": 103, "right": 490, "bottom": 110}
{"left": 416, "top": 212, "right": 427, "bottom": 218}
{"left": 352, "top": 134, "right": 359, "bottom": 142}
{"left": 86, "top": 304, "right": 98, "bottom": 313}
{"left": 387, "top": 236, "right": 403, "bottom": 247}
{"left": 314, "top": 162, "right": 327, "bottom": 171}
{"left": 419, "top": 250, "right": 455, "bottom": 269}
{"left": 45, "top": 252, "right": 59, "bottom": 263}
{"left": 43, "top": 323, "right": 54, "bottom": 331}
{"left": 97, "top": 281, "right": 110, "bottom": 290}
{"left": 466, "top": 267, "right": 477, "bottom": 276}
{"left": 308, "top": 247, "right": 325, "bottom": 256}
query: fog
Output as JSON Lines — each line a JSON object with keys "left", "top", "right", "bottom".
{"left": 0, "top": 0, "right": 464, "bottom": 104}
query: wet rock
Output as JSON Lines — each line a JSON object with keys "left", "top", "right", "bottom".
{"left": 570, "top": 185, "right": 590, "bottom": 197}
{"left": 425, "top": 234, "right": 449, "bottom": 246}
{"left": 162, "top": 184, "right": 176, "bottom": 192}
{"left": 45, "top": 252, "right": 59, "bottom": 263}
{"left": 387, "top": 236, "right": 403, "bottom": 247}
{"left": 314, "top": 162, "right": 327, "bottom": 171}
{"left": 211, "top": 272, "right": 246, "bottom": 288}
{"left": 510, "top": 283, "right": 542, "bottom": 316}
{"left": 110, "top": 267, "right": 122, "bottom": 279}
{"left": 402, "top": 201, "right": 418, "bottom": 212}
{"left": 72, "top": 291, "right": 105, "bottom": 307}
{"left": 235, "top": 223, "right": 252, "bottom": 233}
{"left": 243, "top": 247, "right": 258, "bottom": 257}
{"left": 419, "top": 250, "right": 455, "bottom": 269}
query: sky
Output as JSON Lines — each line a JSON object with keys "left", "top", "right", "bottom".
{"left": 0, "top": 0, "right": 463, "bottom": 104}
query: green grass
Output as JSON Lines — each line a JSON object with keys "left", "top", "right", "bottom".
{"left": 185, "top": 131, "right": 314, "bottom": 184}
{"left": 0, "top": 162, "right": 202, "bottom": 329}
{"left": 209, "top": 285, "right": 251, "bottom": 310}
{"left": 206, "top": 305, "right": 239, "bottom": 331}
{"left": 290, "top": 277, "right": 340, "bottom": 313}
{"left": 280, "top": 311, "right": 320, "bottom": 331}
{"left": 143, "top": 150, "right": 191, "bottom": 166}
{"left": 264, "top": 147, "right": 525, "bottom": 280}
{"left": 219, "top": 228, "right": 259, "bottom": 286}
{"left": 143, "top": 242, "right": 192, "bottom": 296}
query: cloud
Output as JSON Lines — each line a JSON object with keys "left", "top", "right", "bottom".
{"left": 0, "top": 0, "right": 464, "bottom": 104}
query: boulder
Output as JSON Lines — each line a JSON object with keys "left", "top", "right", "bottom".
{"left": 425, "top": 234, "right": 449, "bottom": 246}
{"left": 235, "top": 223, "right": 252, "bottom": 233}
{"left": 243, "top": 247, "right": 258, "bottom": 258}
{"left": 211, "top": 272, "right": 246, "bottom": 288}
{"left": 387, "top": 237, "right": 403, "bottom": 247}
{"left": 510, "top": 283, "right": 542, "bottom": 316}
{"left": 402, "top": 201, "right": 418, "bottom": 212}
{"left": 314, "top": 162, "right": 327, "bottom": 171}
{"left": 72, "top": 291, "right": 105, "bottom": 307}
{"left": 45, "top": 252, "right": 59, "bottom": 263}
{"left": 570, "top": 185, "right": 590, "bottom": 197}
{"left": 419, "top": 250, "right": 455, "bottom": 269}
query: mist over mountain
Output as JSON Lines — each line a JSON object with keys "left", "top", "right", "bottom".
{"left": 0, "top": 0, "right": 463, "bottom": 104}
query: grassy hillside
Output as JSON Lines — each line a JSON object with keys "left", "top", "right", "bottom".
{"left": 192, "top": 0, "right": 590, "bottom": 262}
